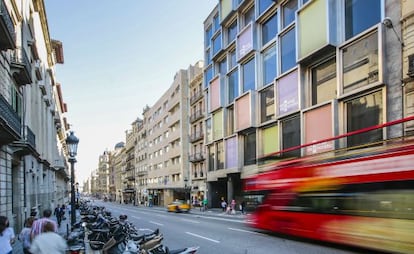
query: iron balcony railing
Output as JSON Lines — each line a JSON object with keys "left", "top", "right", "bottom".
{"left": 190, "top": 109, "right": 204, "bottom": 123}
{"left": 190, "top": 131, "right": 204, "bottom": 142}
{"left": 0, "top": 94, "right": 21, "bottom": 140}
{"left": 10, "top": 47, "right": 32, "bottom": 85}
{"left": 189, "top": 152, "right": 205, "bottom": 162}
{"left": 190, "top": 91, "right": 203, "bottom": 105}
{"left": 22, "top": 125, "right": 36, "bottom": 149}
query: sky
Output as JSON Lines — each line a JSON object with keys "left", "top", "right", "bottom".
{"left": 44, "top": 1, "right": 218, "bottom": 185}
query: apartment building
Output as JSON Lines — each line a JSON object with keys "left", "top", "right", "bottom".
{"left": 0, "top": 0, "right": 71, "bottom": 231}
{"left": 203, "top": 0, "right": 407, "bottom": 207}
{"left": 134, "top": 116, "right": 148, "bottom": 205}
{"left": 142, "top": 64, "right": 202, "bottom": 207}
{"left": 188, "top": 61, "right": 207, "bottom": 204}
{"left": 112, "top": 141, "right": 124, "bottom": 203}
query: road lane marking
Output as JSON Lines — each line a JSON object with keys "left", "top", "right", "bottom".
{"left": 149, "top": 221, "right": 164, "bottom": 226}
{"left": 228, "top": 227, "right": 262, "bottom": 235}
{"left": 131, "top": 216, "right": 141, "bottom": 219}
{"left": 185, "top": 232, "right": 220, "bottom": 243}
{"left": 181, "top": 218, "right": 200, "bottom": 224}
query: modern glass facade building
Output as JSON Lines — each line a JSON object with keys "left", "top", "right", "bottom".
{"left": 203, "top": 0, "right": 406, "bottom": 207}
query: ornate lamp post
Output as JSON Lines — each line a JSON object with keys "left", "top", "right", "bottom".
{"left": 66, "top": 131, "right": 79, "bottom": 229}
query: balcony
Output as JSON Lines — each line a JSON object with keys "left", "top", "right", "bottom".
{"left": 0, "top": 94, "right": 21, "bottom": 144}
{"left": 189, "top": 152, "right": 205, "bottom": 162}
{"left": 10, "top": 125, "right": 37, "bottom": 157}
{"left": 0, "top": 0, "right": 16, "bottom": 50}
{"left": 190, "top": 91, "right": 203, "bottom": 105}
{"left": 190, "top": 110, "right": 204, "bottom": 123}
{"left": 10, "top": 48, "right": 32, "bottom": 86}
{"left": 190, "top": 131, "right": 204, "bottom": 143}
{"left": 137, "top": 170, "right": 148, "bottom": 176}
{"left": 126, "top": 175, "right": 135, "bottom": 181}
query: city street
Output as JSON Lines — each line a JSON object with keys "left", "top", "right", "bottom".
{"left": 96, "top": 201, "right": 371, "bottom": 254}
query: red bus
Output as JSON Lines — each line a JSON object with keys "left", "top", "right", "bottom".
{"left": 243, "top": 116, "right": 414, "bottom": 254}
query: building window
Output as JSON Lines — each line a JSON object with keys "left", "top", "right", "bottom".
{"left": 229, "top": 50, "right": 237, "bottom": 70}
{"left": 213, "top": 14, "right": 220, "bottom": 32}
{"left": 216, "top": 141, "right": 224, "bottom": 170}
{"left": 260, "top": 85, "right": 275, "bottom": 123}
{"left": 228, "top": 20, "right": 238, "bottom": 44}
{"left": 342, "top": 31, "right": 378, "bottom": 94}
{"left": 258, "top": 0, "right": 274, "bottom": 16}
{"left": 282, "top": 115, "right": 301, "bottom": 157}
{"left": 208, "top": 145, "right": 215, "bottom": 171}
{"left": 206, "top": 48, "right": 211, "bottom": 65}
{"left": 228, "top": 69, "right": 239, "bottom": 103}
{"left": 281, "top": 28, "right": 296, "bottom": 74}
{"left": 242, "top": 57, "right": 255, "bottom": 92}
{"left": 311, "top": 57, "right": 337, "bottom": 105}
{"left": 205, "top": 66, "right": 213, "bottom": 87}
{"left": 262, "top": 13, "right": 278, "bottom": 46}
{"left": 206, "top": 118, "right": 212, "bottom": 143}
{"left": 282, "top": 0, "right": 297, "bottom": 28}
{"left": 262, "top": 44, "right": 277, "bottom": 86}
{"left": 243, "top": 7, "right": 255, "bottom": 27}
{"left": 205, "top": 26, "right": 212, "bottom": 47}
{"left": 345, "top": 0, "right": 381, "bottom": 40}
{"left": 244, "top": 131, "right": 256, "bottom": 165}
{"left": 346, "top": 90, "right": 383, "bottom": 147}
{"left": 212, "top": 32, "right": 222, "bottom": 56}
{"left": 226, "top": 106, "right": 235, "bottom": 136}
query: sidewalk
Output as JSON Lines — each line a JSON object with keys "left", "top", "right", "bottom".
{"left": 12, "top": 210, "right": 79, "bottom": 253}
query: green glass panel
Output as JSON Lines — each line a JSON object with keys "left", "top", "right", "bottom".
{"left": 263, "top": 125, "right": 279, "bottom": 154}
{"left": 298, "top": 0, "right": 327, "bottom": 59}
{"left": 213, "top": 110, "right": 223, "bottom": 140}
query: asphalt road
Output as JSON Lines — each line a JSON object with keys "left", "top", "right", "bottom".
{"left": 94, "top": 201, "right": 371, "bottom": 254}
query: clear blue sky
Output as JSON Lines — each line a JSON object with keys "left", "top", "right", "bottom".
{"left": 44, "top": 1, "right": 217, "bottom": 185}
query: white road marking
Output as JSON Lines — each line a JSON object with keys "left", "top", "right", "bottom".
{"left": 131, "top": 216, "right": 141, "bottom": 219}
{"left": 228, "top": 227, "right": 262, "bottom": 235}
{"left": 138, "top": 228, "right": 153, "bottom": 231}
{"left": 185, "top": 232, "right": 220, "bottom": 243}
{"left": 180, "top": 218, "right": 200, "bottom": 224}
{"left": 149, "top": 221, "right": 164, "bottom": 226}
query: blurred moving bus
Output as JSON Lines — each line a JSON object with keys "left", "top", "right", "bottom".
{"left": 244, "top": 116, "right": 414, "bottom": 254}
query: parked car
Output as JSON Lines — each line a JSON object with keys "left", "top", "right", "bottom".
{"left": 167, "top": 200, "right": 190, "bottom": 213}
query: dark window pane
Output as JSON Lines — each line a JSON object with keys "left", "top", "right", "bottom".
{"left": 282, "top": 115, "right": 300, "bottom": 157}
{"left": 244, "top": 132, "right": 257, "bottom": 165}
{"left": 263, "top": 45, "right": 277, "bottom": 85}
{"left": 346, "top": 91, "right": 383, "bottom": 147}
{"left": 281, "top": 29, "right": 296, "bottom": 73}
{"left": 262, "top": 14, "right": 278, "bottom": 46}
{"left": 228, "top": 21, "right": 238, "bottom": 44}
{"left": 243, "top": 58, "right": 255, "bottom": 92}
{"left": 283, "top": 0, "right": 297, "bottom": 28}
{"left": 345, "top": 0, "right": 381, "bottom": 40}
{"left": 259, "top": 0, "right": 274, "bottom": 15}
{"left": 228, "top": 70, "right": 239, "bottom": 103}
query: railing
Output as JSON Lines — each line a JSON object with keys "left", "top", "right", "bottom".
{"left": 190, "top": 91, "right": 203, "bottom": 105}
{"left": 190, "top": 131, "right": 204, "bottom": 142}
{"left": 0, "top": 94, "right": 21, "bottom": 138}
{"left": 23, "top": 125, "right": 36, "bottom": 149}
{"left": 10, "top": 47, "right": 32, "bottom": 85}
{"left": 190, "top": 110, "right": 204, "bottom": 123}
{"left": 189, "top": 152, "right": 205, "bottom": 162}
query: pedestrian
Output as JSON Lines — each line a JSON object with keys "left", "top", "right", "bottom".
{"left": 240, "top": 200, "right": 246, "bottom": 214}
{"left": 220, "top": 198, "right": 227, "bottom": 212}
{"left": 231, "top": 199, "right": 236, "bottom": 214}
{"left": 30, "top": 209, "right": 58, "bottom": 240}
{"left": 202, "top": 197, "right": 208, "bottom": 212}
{"left": 19, "top": 216, "right": 35, "bottom": 254}
{"left": 0, "top": 215, "right": 15, "bottom": 254}
{"left": 54, "top": 204, "right": 63, "bottom": 227}
{"left": 30, "top": 221, "right": 67, "bottom": 254}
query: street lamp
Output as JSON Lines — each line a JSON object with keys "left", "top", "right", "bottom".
{"left": 66, "top": 131, "right": 79, "bottom": 229}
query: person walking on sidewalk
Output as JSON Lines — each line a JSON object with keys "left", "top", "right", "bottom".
{"left": 54, "top": 204, "right": 63, "bottom": 227}
{"left": 30, "top": 221, "right": 67, "bottom": 254}
{"left": 0, "top": 216, "right": 15, "bottom": 254}
{"left": 18, "top": 216, "right": 35, "bottom": 254}
{"left": 30, "top": 209, "right": 57, "bottom": 240}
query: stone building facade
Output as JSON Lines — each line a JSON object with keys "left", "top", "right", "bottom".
{"left": 0, "top": 0, "right": 71, "bottom": 232}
